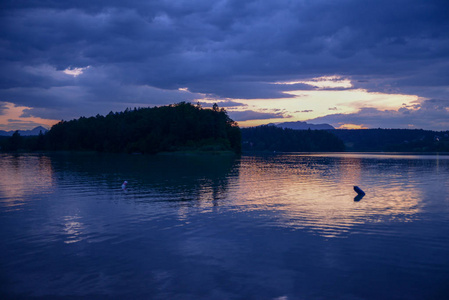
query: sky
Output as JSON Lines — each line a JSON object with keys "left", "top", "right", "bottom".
{"left": 1, "top": 0, "right": 449, "bottom": 131}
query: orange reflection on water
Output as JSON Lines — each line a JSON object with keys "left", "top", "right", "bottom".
{"left": 0, "top": 154, "right": 54, "bottom": 209}
{"left": 232, "top": 154, "right": 423, "bottom": 237}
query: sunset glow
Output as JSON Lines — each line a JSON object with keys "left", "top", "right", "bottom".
{"left": 227, "top": 84, "right": 420, "bottom": 128}
{"left": 0, "top": 0, "right": 448, "bottom": 130}
{"left": 0, "top": 102, "right": 58, "bottom": 131}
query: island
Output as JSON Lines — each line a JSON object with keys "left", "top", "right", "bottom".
{"left": 0, "top": 102, "right": 241, "bottom": 154}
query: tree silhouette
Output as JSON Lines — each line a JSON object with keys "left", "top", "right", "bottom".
{"left": 44, "top": 102, "right": 241, "bottom": 154}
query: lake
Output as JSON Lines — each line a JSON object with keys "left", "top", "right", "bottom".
{"left": 1, "top": 152, "right": 449, "bottom": 299}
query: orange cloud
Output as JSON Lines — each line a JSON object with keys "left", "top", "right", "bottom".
{"left": 0, "top": 102, "right": 59, "bottom": 131}
{"left": 338, "top": 123, "right": 368, "bottom": 129}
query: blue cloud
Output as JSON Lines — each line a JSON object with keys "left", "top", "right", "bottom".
{"left": 0, "top": 0, "right": 448, "bottom": 128}
{"left": 229, "top": 110, "right": 289, "bottom": 122}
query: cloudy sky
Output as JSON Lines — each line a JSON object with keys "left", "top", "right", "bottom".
{"left": 1, "top": 0, "right": 448, "bottom": 131}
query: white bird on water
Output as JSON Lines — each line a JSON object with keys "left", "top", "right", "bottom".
{"left": 121, "top": 181, "right": 128, "bottom": 190}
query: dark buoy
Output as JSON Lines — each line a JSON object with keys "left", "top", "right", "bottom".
{"left": 354, "top": 193, "right": 365, "bottom": 201}
{"left": 353, "top": 186, "right": 365, "bottom": 201}
{"left": 353, "top": 186, "right": 365, "bottom": 196}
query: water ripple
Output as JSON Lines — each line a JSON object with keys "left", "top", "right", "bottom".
{"left": 1, "top": 153, "right": 449, "bottom": 299}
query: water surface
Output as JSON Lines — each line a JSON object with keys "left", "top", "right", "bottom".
{"left": 1, "top": 152, "right": 449, "bottom": 299}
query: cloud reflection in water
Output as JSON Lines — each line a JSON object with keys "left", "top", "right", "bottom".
{"left": 231, "top": 154, "right": 434, "bottom": 237}
{"left": 0, "top": 154, "right": 54, "bottom": 210}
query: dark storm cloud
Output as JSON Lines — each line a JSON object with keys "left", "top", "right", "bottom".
{"left": 188, "top": 81, "right": 314, "bottom": 99}
{"left": 0, "top": 0, "right": 448, "bottom": 127}
{"left": 0, "top": 64, "right": 201, "bottom": 120}
{"left": 307, "top": 99, "right": 449, "bottom": 130}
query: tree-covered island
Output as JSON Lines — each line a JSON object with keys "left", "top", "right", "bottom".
{"left": 0, "top": 102, "right": 241, "bottom": 154}
{"left": 48, "top": 102, "right": 242, "bottom": 154}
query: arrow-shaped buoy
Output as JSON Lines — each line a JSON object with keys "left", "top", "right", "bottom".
{"left": 353, "top": 186, "right": 365, "bottom": 201}
{"left": 353, "top": 186, "right": 365, "bottom": 196}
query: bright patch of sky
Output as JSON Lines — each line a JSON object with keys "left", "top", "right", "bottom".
{"left": 0, "top": 102, "right": 58, "bottom": 131}
{"left": 224, "top": 76, "right": 420, "bottom": 128}
{"left": 276, "top": 76, "right": 353, "bottom": 89}
{"left": 63, "top": 66, "right": 90, "bottom": 77}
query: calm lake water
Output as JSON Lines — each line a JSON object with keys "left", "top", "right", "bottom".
{"left": 1, "top": 152, "right": 449, "bottom": 299}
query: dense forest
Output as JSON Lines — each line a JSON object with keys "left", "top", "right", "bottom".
{"left": 241, "top": 125, "right": 346, "bottom": 152}
{"left": 332, "top": 129, "right": 449, "bottom": 152}
{"left": 0, "top": 132, "right": 46, "bottom": 152}
{"left": 0, "top": 102, "right": 241, "bottom": 154}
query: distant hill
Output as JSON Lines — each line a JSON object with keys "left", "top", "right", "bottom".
{"left": 273, "top": 121, "right": 334, "bottom": 130}
{"left": 241, "top": 126, "right": 449, "bottom": 153}
{"left": 241, "top": 125, "right": 345, "bottom": 152}
{"left": 332, "top": 129, "right": 449, "bottom": 152}
{"left": 0, "top": 126, "right": 48, "bottom": 136}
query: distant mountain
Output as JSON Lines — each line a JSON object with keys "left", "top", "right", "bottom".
{"left": 273, "top": 121, "right": 334, "bottom": 130}
{"left": 0, "top": 126, "right": 48, "bottom": 136}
